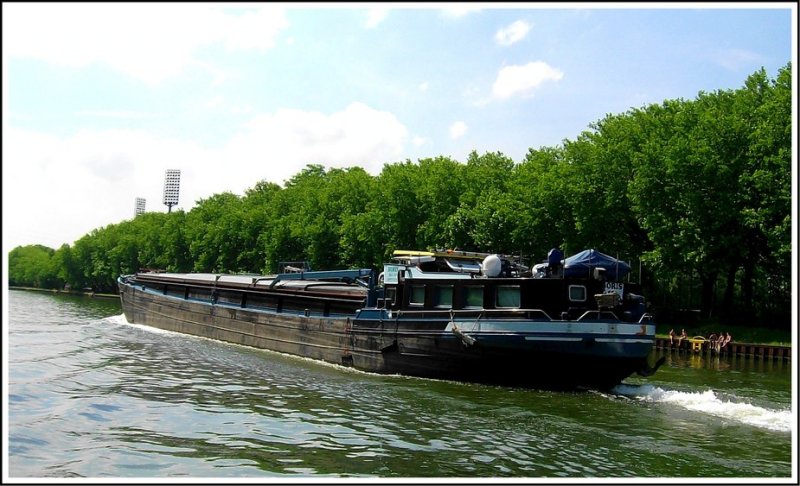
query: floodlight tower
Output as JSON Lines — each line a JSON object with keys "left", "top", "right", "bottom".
{"left": 134, "top": 197, "right": 146, "bottom": 217}
{"left": 163, "top": 169, "right": 181, "bottom": 213}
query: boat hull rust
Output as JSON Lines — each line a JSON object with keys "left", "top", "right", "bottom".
{"left": 118, "top": 274, "right": 656, "bottom": 390}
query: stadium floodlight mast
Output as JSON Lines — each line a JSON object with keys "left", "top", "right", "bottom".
{"left": 163, "top": 169, "right": 181, "bottom": 213}
{"left": 134, "top": 197, "right": 146, "bottom": 217}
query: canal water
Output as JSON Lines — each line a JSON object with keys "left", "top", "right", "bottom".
{"left": 6, "top": 289, "right": 796, "bottom": 480}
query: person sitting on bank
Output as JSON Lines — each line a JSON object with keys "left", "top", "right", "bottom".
{"left": 720, "top": 332, "right": 732, "bottom": 349}
{"left": 669, "top": 328, "right": 675, "bottom": 345}
{"left": 677, "top": 329, "right": 688, "bottom": 347}
{"left": 705, "top": 332, "right": 717, "bottom": 352}
{"left": 714, "top": 333, "right": 723, "bottom": 353}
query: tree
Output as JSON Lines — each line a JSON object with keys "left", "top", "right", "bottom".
{"left": 734, "top": 64, "right": 792, "bottom": 324}
{"left": 8, "top": 245, "right": 58, "bottom": 288}
{"left": 184, "top": 192, "right": 248, "bottom": 273}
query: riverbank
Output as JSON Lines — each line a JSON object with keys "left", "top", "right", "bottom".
{"left": 9, "top": 286, "right": 119, "bottom": 300}
{"left": 653, "top": 336, "right": 791, "bottom": 362}
{"left": 656, "top": 323, "right": 791, "bottom": 347}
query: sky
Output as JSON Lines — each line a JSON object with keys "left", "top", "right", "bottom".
{"left": 2, "top": 2, "right": 797, "bottom": 252}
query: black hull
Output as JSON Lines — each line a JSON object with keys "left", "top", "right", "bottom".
{"left": 378, "top": 349, "right": 648, "bottom": 390}
{"left": 118, "top": 277, "right": 655, "bottom": 390}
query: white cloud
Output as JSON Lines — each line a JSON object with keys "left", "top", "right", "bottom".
{"left": 412, "top": 136, "right": 428, "bottom": 147}
{"left": 418, "top": 81, "right": 429, "bottom": 92}
{"left": 492, "top": 61, "right": 564, "bottom": 100}
{"left": 75, "top": 110, "right": 158, "bottom": 120}
{"left": 195, "top": 60, "right": 235, "bottom": 87}
{"left": 233, "top": 102, "right": 407, "bottom": 182}
{"left": 202, "top": 96, "right": 253, "bottom": 116}
{"left": 4, "top": 4, "right": 289, "bottom": 85}
{"left": 3, "top": 127, "right": 209, "bottom": 250}
{"left": 221, "top": 7, "right": 289, "bottom": 51}
{"left": 714, "top": 48, "right": 764, "bottom": 71}
{"left": 441, "top": 6, "right": 482, "bottom": 18}
{"left": 206, "top": 96, "right": 225, "bottom": 109}
{"left": 495, "top": 20, "right": 531, "bottom": 46}
{"left": 3, "top": 103, "right": 408, "bottom": 250}
{"left": 449, "top": 121, "right": 468, "bottom": 139}
{"left": 365, "top": 7, "right": 390, "bottom": 28}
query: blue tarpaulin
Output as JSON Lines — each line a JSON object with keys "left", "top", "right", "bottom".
{"left": 563, "top": 249, "right": 631, "bottom": 280}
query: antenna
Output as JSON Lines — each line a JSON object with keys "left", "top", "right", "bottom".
{"left": 163, "top": 169, "right": 181, "bottom": 213}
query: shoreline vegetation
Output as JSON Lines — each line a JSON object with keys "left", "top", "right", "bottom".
{"left": 9, "top": 286, "right": 119, "bottom": 300}
{"left": 7, "top": 65, "right": 792, "bottom": 336}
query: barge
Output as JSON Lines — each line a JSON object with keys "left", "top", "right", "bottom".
{"left": 117, "top": 248, "right": 663, "bottom": 390}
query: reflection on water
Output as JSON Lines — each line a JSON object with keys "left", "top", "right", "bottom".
{"left": 654, "top": 346, "right": 791, "bottom": 374}
{"left": 7, "top": 290, "right": 794, "bottom": 479}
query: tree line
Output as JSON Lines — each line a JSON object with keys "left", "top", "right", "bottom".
{"left": 9, "top": 64, "right": 792, "bottom": 328}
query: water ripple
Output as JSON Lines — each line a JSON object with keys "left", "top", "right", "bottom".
{"left": 7, "top": 291, "right": 793, "bottom": 478}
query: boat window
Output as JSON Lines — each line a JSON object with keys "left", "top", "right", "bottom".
{"left": 381, "top": 287, "right": 396, "bottom": 308}
{"left": 496, "top": 285, "right": 520, "bottom": 308}
{"left": 166, "top": 286, "right": 184, "bottom": 298}
{"left": 217, "top": 290, "right": 241, "bottom": 306}
{"left": 569, "top": 285, "right": 587, "bottom": 302}
{"left": 461, "top": 286, "right": 484, "bottom": 308}
{"left": 433, "top": 285, "right": 453, "bottom": 308}
{"left": 187, "top": 288, "right": 212, "bottom": 301}
{"left": 408, "top": 285, "right": 425, "bottom": 306}
{"left": 248, "top": 295, "right": 274, "bottom": 310}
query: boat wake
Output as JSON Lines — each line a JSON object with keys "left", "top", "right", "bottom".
{"left": 106, "top": 314, "right": 177, "bottom": 335}
{"left": 106, "top": 314, "right": 791, "bottom": 431}
{"left": 611, "top": 383, "right": 793, "bottom": 433}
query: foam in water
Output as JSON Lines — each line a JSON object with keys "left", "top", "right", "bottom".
{"left": 106, "top": 314, "right": 129, "bottom": 326}
{"left": 105, "top": 314, "right": 180, "bottom": 335}
{"left": 612, "top": 383, "right": 793, "bottom": 433}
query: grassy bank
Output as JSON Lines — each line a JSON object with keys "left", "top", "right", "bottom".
{"left": 9, "top": 286, "right": 119, "bottom": 300}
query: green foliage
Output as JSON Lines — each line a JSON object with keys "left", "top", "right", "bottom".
{"left": 185, "top": 192, "right": 247, "bottom": 272}
{"left": 8, "top": 64, "right": 791, "bottom": 328}
{"left": 8, "top": 245, "right": 60, "bottom": 288}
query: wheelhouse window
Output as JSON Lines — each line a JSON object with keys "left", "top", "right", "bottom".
{"left": 569, "top": 285, "right": 587, "bottom": 302}
{"left": 461, "top": 286, "right": 484, "bottom": 308}
{"left": 408, "top": 285, "right": 426, "bottom": 306}
{"left": 496, "top": 285, "right": 520, "bottom": 308}
{"left": 433, "top": 285, "right": 453, "bottom": 308}
{"left": 381, "top": 287, "right": 396, "bottom": 308}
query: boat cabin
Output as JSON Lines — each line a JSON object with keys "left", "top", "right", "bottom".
{"left": 377, "top": 249, "right": 647, "bottom": 323}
